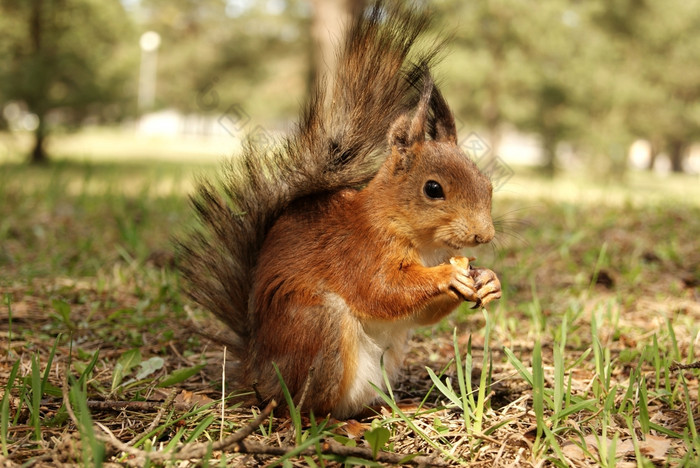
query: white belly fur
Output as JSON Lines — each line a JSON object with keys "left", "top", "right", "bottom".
{"left": 334, "top": 315, "right": 413, "bottom": 418}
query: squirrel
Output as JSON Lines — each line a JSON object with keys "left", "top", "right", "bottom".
{"left": 179, "top": 1, "right": 502, "bottom": 419}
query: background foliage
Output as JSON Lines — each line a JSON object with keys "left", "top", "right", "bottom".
{"left": 0, "top": 0, "right": 699, "bottom": 171}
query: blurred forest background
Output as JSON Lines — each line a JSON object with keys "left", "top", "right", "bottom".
{"left": 1, "top": 0, "right": 699, "bottom": 176}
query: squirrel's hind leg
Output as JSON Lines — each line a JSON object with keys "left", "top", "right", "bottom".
{"left": 247, "top": 301, "right": 352, "bottom": 417}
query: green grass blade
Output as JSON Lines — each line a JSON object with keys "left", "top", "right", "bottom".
{"left": 503, "top": 347, "right": 533, "bottom": 386}
{"left": 552, "top": 398, "right": 597, "bottom": 421}
{"left": 542, "top": 425, "right": 567, "bottom": 464}
{"left": 566, "top": 348, "right": 592, "bottom": 372}
{"left": 31, "top": 354, "right": 42, "bottom": 440}
{"left": 69, "top": 383, "right": 105, "bottom": 466}
{"left": 185, "top": 413, "right": 216, "bottom": 443}
{"left": 587, "top": 242, "right": 608, "bottom": 294}
{"left": 452, "top": 328, "right": 471, "bottom": 426}
{"left": 272, "top": 362, "right": 301, "bottom": 445}
{"left": 623, "top": 414, "right": 646, "bottom": 468}
{"left": 552, "top": 344, "right": 564, "bottom": 427}
{"left": 42, "top": 336, "right": 60, "bottom": 396}
{"left": 679, "top": 374, "right": 698, "bottom": 441}
{"left": 380, "top": 354, "right": 396, "bottom": 405}
{"left": 1, "top": 360, "right": 20, "bottom": 456}
{"left": 474, "top": 309, "right": 492, "bottom": 434}
{"left": 158, "top": 363, "right": 205, "bottom": 387}
{"left": 666, "top": 318, "right": 680, "bottom": 362}
{"left": 638, "top": 376, "right": 650, "bottom": 434}
{"left": 78, "top": 349, "right": 101, "bottom": 391}
{"left": 4, "top": 294, "right": 13, "bottom": 358}
{"left": 370, "top": 383, "right": 458, "bottom": 462}
{"left": 532, "top": 341, "right": 544, "bottom": 443}
{"left": 425, "top": 367, "right": 462, "bottom": 408}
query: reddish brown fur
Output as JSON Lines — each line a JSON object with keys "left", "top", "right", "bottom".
{"left": 180, "top": 2, "right": 502, "bottom": 419}
{"left": 244, "top": 95, "right": 499, "bottom": 416}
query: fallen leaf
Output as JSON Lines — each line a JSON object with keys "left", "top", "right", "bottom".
{"left": 341, "top": 419, "right": 368, "bottom": 439}
{"left": 174, "top": 390, "right": 214, "bottom": 408}
{"left": 562, "top": 435, "right": 634, "bottom": 461}
{"left": 639, "top": 434, "right": 672, "bottom": 460}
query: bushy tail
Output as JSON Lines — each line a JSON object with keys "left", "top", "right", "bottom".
{"left": 179, "top": 1, "right": 438, "bottom": 354}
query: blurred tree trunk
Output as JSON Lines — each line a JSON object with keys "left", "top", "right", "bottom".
{"left": 308, "top": 0, "right": 366, "bottom": 96}
{"left": 28, "top": 0, "right": 48, "bottom": 164}
{"left": 668, "top": 139, "right": 686, "bottom": 173}
{"left": 541, "top": 134, "right": 557, "bottom": 177}
{"left": 31, "top": 115, "right": 48, "bottom": 164}
{"left": 646, "top": 137, "right": 661, "bottom": 171}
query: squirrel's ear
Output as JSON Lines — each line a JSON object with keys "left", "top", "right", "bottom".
{"left": 428, "top": 85, "right": 457, "bottom": 144}
{"left": 387, "top": 79, "right": 432, "bottom": 172}
{"left": 388, "top": 114, "right": 411, "bottom": 151}
{"left": 387, "top": 114, "right": 413, "bottom": 173}
{"left": 408, "top": 79, "right": 431, "bottom": 145}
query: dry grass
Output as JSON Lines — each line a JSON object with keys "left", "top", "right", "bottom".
{"left": 1, "top": 158, "right": 699, "bottom": 466}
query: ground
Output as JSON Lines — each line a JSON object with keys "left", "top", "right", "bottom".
{"left": 1, "top": 155, "right": 699, "bottom": 466}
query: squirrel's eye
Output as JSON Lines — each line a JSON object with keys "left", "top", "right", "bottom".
{"left": 423, "top": 180, "right": 445, "bottom": 199}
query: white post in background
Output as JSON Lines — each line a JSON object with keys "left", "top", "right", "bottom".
{"left": 138, "top": 31, "right": 161, "bottom": 111}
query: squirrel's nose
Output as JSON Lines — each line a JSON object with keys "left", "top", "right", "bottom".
{"left": 474, "top": 223, "right": 495, "bottom": 244}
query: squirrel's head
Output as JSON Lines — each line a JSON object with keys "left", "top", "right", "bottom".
{"left": 376, "top": 76, "right": 495, "bottom": 260}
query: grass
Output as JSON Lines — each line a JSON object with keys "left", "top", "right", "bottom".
{"left": 1, "top": 146, "right": 699, "bottom": 466}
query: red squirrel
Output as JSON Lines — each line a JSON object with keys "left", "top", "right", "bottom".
{"left": 180, "top": 2, "right": 501, "bottom": 419}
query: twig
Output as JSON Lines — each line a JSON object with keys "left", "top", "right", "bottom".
{"left": 284, "top": 365, "right": 315, "bottom": 444}
{"left": 98, "top": 400, "right": 278, "bottom": 463}
{"left": 229, "top": 439, "right": 449, "bottom": 466}
{"left": 670, "top": 361, "right": 700, "bottom": 371}
{"left": 85, "top": 399, "right": 192, "bottom": 412}
{"left": 95, "top": 423, "right": 147, "bottom": 468}
{"left": 126, "top": 389, "right": 178, "bottom": 446}
{"left": 252, "top": 380, "right": 264, "bottom": 405}
{"left": 38, "top": 397, "right": 191, "bottom": 413}
{"left": 296, "top": 366, "right": 315, "bottom": 416}
{"left": 96, "top": 397, "right": 446, "bottom": 466}
{"left": 221, "top": 345, "right": 227, "bottom": 442}
{"left": 188, "top": 400, "right": 277, "bottom": 455}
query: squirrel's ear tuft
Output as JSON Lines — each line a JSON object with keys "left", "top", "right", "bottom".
{"left": 408, "top": 77, "right": 432, "bottom": 145}
{"left": 387, "top": 77, "right": 433, "bottom": 172}
{"left": 428, "top": 85, "right": 457, "bottom": 144}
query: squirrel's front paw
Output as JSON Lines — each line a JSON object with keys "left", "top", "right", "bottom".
{"left": 469, "top": 267, "right": 502, "bottom": 307}
{"left": 444, "top": 257, "right": 478, "bottom": 303}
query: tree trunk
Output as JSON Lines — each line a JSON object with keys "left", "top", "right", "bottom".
{"left": 647, "top": 137, "right": 661, "bottom": 171}
{"left": 28, "top": 0, "right": 49, "bottom": 164}
{"left": 541, "top": 134, "right": 557, "bottom": 177}
{"left": 30, "top": 116, "right": 48, "bottom": 164}
{"left": 668, "top": 139, "right": 686, "bottom": 173}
